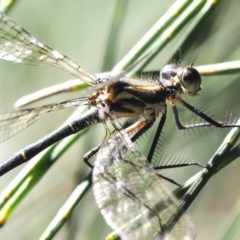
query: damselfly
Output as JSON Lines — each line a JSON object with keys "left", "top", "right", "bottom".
{"left": 1, "top": 11, "right": 238, "bottom": 175}
{"left": 0, "top": 1, "right": 240, "bottom": 240}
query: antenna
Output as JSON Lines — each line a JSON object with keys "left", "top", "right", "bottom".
{"left": 178, "top": 48, "right": 182, "bottom": 65}
{"left": 191, "top": 53, "right": 200, "bottom": 67}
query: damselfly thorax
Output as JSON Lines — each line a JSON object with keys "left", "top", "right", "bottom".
{"left": 88, "top": 64, "right": 201, "bottom": 129}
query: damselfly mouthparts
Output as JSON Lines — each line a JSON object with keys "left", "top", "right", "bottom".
{"left": 0, "top": 7, "right": 239, "bottom": 240}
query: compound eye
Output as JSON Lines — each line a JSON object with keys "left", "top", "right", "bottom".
{"left": 181, "top": 67, "right": 201, "bottom": 93}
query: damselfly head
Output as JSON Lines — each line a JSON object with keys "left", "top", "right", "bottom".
{"left": 160, "top": 64, "right": 201, "bottom": 96}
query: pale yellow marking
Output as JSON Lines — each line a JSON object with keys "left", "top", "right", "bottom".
{"left": 207, "top": 0, "right": 219, "bottom": 5}
{"left": 128, "top": 85, "right": 163, "bottom": 92}
{"left": 225, "top": 137, "right": 233, "bottom": 146}
{"left": 1, "top": 0, "right": 12, "bottom": 7}
{"left": 143, "top": 221, "right": 152, "bottom": 229}
{"left": 68, "top": 122, "right": 75, "bottom": 132}
{"left": 21, "top": 150, "right": 27, "bottom": 160}
{"left": 163, "top": 29, "right": 173, "bottom": 39}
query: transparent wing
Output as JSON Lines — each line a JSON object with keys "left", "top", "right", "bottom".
{"left": 93, "top": 130, "right": 195, "bottom": 240}
{"left": 0, "top": 97, "right": 87, "bottom": 142}
{"left": 0, "top": 13, "right": 97, "bottom": 86}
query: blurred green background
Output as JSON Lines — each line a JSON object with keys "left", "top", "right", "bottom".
{"left": 0, "top": 0, "right": 240, "bottom": 239}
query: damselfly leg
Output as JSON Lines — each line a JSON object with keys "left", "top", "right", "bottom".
{"left": 0, "top": 8, "right": 239, "bottom": 240}
{"left": 0, "top": 12, "right": 239, "bottom": 176}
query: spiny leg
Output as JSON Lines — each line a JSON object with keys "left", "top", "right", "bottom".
{"left": 171, "top": 97, "right": 240, "bottom": 130}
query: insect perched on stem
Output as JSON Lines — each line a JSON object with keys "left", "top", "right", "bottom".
{"left": 0, "top": 2, "right": 239, "bottom": 239}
